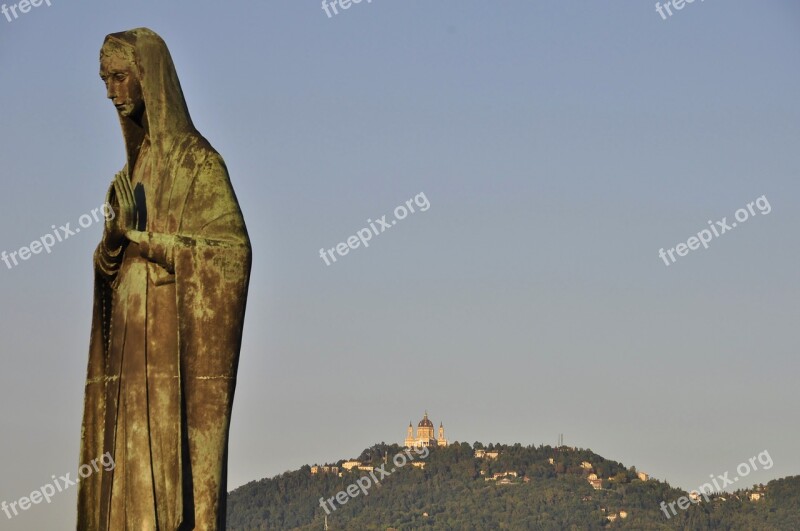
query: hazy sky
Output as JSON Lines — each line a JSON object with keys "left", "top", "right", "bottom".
{"left": 1, "top": 1, "right": 799, "bottom": 528}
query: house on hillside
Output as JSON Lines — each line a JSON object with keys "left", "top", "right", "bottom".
{"left": 311, "top": 465, "right": 339, "bottom": 475}
{"left": 342, "top": 460, "right": 361, "bottom": 470}
{"left": 485, "top": 471, "right": 518, "bottom": 482}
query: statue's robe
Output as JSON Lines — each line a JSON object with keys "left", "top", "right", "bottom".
{"left": 77, "top": 28, "right": 251, "bottom": 531}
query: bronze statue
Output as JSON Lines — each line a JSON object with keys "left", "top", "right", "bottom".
{"left": 78, "top": 27, "right": 252, "bottom": 530}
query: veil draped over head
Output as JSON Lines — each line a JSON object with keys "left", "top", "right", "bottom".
{"left": 104, "top": 28, "right": 194, "bottom": 173}
{"left": 78, "top": 28, "right": 251, "bottom": 531}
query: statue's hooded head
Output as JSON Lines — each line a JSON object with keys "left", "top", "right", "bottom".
{"left": 99, "top": 28, "right": 196, "bottom": 170}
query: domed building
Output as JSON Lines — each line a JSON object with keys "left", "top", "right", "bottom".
{"left": 404, "top": 411, "right": 448, "bottom": 448}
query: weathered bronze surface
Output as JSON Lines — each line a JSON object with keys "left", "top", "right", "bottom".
{"left": 78, "top": 27, "right": 252, "bottom": 530}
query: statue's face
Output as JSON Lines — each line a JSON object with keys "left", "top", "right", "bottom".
{"left": 100, "top": 53, "right": 144, "bottom": 120}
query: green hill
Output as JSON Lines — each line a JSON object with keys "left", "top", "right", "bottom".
{"left": 226, "top": 442, "right": 800, "bottom": 530}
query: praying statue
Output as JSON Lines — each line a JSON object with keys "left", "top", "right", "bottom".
{"left": 77, "top": 28, "right": 252, "bottom": 530}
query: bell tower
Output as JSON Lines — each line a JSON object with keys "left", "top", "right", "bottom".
{"left": 404, "top": 421, "right": 414, "bottom": 447}
{"left": 437, "top": 422, "right": 447, "bottom": 446}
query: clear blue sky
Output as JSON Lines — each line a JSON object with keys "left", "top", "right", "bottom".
{"left": 1, "top": 1, "right": 799, "bottom": 528}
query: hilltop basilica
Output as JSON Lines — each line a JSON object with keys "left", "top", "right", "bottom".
{"left": 404, "top": 411, "right": 448, "bottom": 448}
